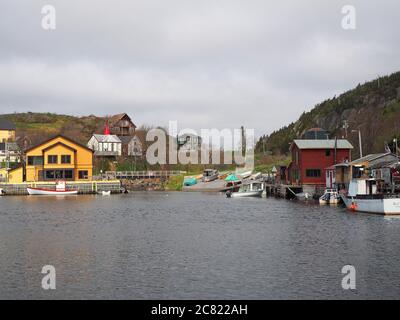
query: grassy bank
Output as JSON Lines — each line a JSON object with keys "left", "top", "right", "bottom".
{"left": 165, "top": 175, "right": 184, "bottom": 191}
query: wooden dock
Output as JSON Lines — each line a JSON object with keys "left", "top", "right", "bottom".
{"left": 0, "top": 180, "right": 121, "bottom": 196}
{"left": 265, "top": 183, "right": 303, "bottom": 199}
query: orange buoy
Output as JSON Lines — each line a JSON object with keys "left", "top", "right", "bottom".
{"left": 349, "top": 202, "right": 357, "bottom": 211}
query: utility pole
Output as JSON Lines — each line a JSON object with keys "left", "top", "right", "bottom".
{"left": 241, "top": 126, "right": 246, "bottom": 155}
{"left": 352, "top": 130, "right": 363, "bottom": 158}
{"left": 342, "top": 120, "right": 349, "bottom": 138}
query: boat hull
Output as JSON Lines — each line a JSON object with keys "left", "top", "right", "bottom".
{"left": 341, "top": 194, "right": 400, "bottom": 215}
{"left": 27, "top": 187, "right": 78, "bottom": 196}
{"left": 227, "top": 190, "right": 263, "bottom": 198}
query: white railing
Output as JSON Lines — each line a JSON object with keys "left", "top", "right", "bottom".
{"left": 104, "top": 170, "right": 185, "bottom": 179}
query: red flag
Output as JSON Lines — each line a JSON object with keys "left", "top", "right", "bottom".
{"left": 104, "top": 122, "right": 110, "bottom": 135}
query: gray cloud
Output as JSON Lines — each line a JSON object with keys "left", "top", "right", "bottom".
{"left": 0, "top": 0, "right": 399, "bottom": 136}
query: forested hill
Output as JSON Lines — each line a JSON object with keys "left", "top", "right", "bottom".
{"left": 256, "top": 71, "right": 400, "bottom": 157}
{"left": 0, "top": 112, "right": 106, "bottom": 146}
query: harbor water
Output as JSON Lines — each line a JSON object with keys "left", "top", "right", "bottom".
{"left": 1, "top": 192, "right": 400, "bottom": 299}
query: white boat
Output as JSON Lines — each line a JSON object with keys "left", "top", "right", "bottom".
{"left": 295, "top": 192, "right": 311, "bottom": 201}
{"left": 0, "top": 188, "right": 4, "bottom": 196}
{"left": 27, "top": 181, "right": 78, "bottom": 196}
{"left": 202, "top": 169, "right": 219, "bottom": 182}
{"left": 319, "top": 189, "right": 341, "bottom": 205}
{"left": 341, "top": 178, "right": 400, "bottom": 215}
{"left": 238, "top": 171, "right": 253, "bottom": 179}
{"left": 100, "top": 190, "right": 111, "bottom": 196}
{"left": 226, "top": 181, "right": 264, "bottom": 198}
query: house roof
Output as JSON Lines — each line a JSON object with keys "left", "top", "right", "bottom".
{"left": 109, "top": 113, "right": 137, "bottom": 128}
{"left": 25, "top": 134, "right": 94, "bottom": 153}
{"left": 119, "top": 136, "right": 134, "bottom": 144}
{"left": 92, "top": 134, "right": 121, "bottom": 143}
{"left": 133, "top": 130, "right": 146, "bottom": 145}
{"left": 369, "top": 158, "right": 400, "bottom": 169}
{"left": 348, "top": 153, "right": 392, "bottom": 165}
{"left": 292, "top": 139, "right": 354, "bottom": 150}
{"left": 0, "top": 119, "right": 16, "bottom": 130}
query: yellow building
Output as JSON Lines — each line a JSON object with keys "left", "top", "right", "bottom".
{"left": 0, "top": 119, "right": 16, "bottom": 142}
{"left": 8, "top": 166, "right": 24, "bottom": 183}
{"left": 25, "top": 135, "right": 94, "bottom": 182}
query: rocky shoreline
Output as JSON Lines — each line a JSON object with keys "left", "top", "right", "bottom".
{"left": 121, "top": 178, "right": 167, "bottom": 191}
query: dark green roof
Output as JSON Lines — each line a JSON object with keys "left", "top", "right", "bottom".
{"left": 0, "top": 119, "right": 16, "bottom": 130}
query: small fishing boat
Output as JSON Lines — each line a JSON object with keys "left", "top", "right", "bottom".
{"left": 238, "top": 171, "right": 252, "bottom": 179}
{"left": 101, "top": 190, "right": 111, "bottom": 196}
{"left": 341, "top": 178, "right": 400, "bottom": 215}
{"left": 226, "top": 181, "right": 264, "bottom": 198}
{"left": 295, "top": 192, "right": 311, "bottom": 201}
{"left": 319, "top": 189, "right": 341, "bottom": 205}
{"left": 202, "top": 169, "right": 219, "bottom": 182}
{"left": 27, "top": 181, "right": 78, "bottom": 196}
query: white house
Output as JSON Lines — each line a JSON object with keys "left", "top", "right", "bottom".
{"left": 87, "top": 134, "right": 122, "bottom": 157}
{"left": 178, "top": 133, "right": 202, "bottom": 152}
{"left": 0, "top": 142, "right": 21, "bottom": 164}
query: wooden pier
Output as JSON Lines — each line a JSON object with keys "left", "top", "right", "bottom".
{"left": 265, "top": 183, "right": 303, "bottom": 199}
{"left": 0, "top": 180, "right": 121, "bottom": 196}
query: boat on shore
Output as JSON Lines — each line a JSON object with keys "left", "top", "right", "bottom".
{"left": 27, "top": 181, "right": 78, "bottom": 196}
{"left": 226, "top": 181, "right": 264, "bottom": 198}
{"left": 341, "top": 178, "right": 400, "bottom": 215}
{"left": 202, "top": 169, "right": 219, "bottom": 182}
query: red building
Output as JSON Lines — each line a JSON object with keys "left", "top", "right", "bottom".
{"left": 287, "top": 139, "right": 353, "bottom": 186}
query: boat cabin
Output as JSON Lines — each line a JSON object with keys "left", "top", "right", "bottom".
{"left": 348, "top": 178, "right": 384, "bottom": 198}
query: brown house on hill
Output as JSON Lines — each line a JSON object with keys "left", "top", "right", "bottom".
{"left": 119, "top": 130, "right": 146, "bottom": 158}
{"left": 109, "top": 113, "right": 136, "bottom": 136}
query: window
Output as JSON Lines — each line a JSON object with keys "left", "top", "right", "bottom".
{"left": 306, "top": 169, "right": 321, "bottom": 177}
{"left": 325, "top": 149, "right": 331, "bottom": 157}
{"left": 44, "top": 169, "right": 74, "bottom": 180}
{"left": 61, "top": 155, "right": 71, "bottom": 164}
{"left": 55, "top": 170, "right": 63, "bottom": 179}
{"left": 27, "top": 156, "right": 44, "bottom": 165}
{"left": 45, "top": 170, "right": 55, "bottom": 180}
{"left": 64, "top": 170, "right": 73, "bottom": 179}
{"left": 79, "top": 170, "right": 88, "bottom": 179}
{"left": 48, "top": 155, "right": 58, "bottom": 164}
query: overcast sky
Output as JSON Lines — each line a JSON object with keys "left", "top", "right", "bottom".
{"left": 0, "top": 0, "right": 399, "bottom": 137}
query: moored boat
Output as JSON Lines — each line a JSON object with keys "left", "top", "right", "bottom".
{"left": 319, "top": 188, "right": 341, "bottom": 205}
{"left": 226, "top": 181, "right": 264, "bottom": 198}
{"left": 341, "top": 178, "right": 400, "bottom": 215}
{"left": 27, "top": 181, "right": 78, "bottom": 196}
